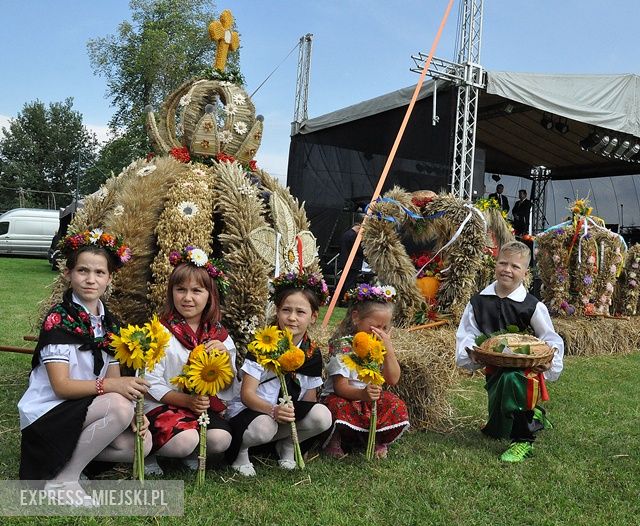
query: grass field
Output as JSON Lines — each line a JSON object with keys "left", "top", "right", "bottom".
{"left": 0, "top": 258, "right": 639, "bottom": 525}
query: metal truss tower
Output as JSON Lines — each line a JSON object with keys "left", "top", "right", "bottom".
{"left": 291, "top": 33, "right": 313, "bottom": 135}
{"left": 411, "top": 0, "right": 485, "bottom": 200}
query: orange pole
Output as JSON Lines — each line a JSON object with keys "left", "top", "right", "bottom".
{"left": 322, "top": 0, "right": 456, "bottom": 328}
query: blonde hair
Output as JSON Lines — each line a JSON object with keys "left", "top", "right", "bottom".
{"left": 498, "top": 240, "right": 531, "bottom": 266}
{"left": 331, "top": 301, "right": 395, "bottom": 340}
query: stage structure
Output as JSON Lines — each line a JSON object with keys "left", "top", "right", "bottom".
{"left": 411, "top": 0, "right": 485, "bottom": 200}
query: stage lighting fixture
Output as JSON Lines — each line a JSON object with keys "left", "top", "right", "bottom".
{"left": 579, "top": 131, "right": 600, "bottom": 150}
{"left": 555, "top": 118, "right": 569, "bottom": 134}
{"left": 491, "top": 173, "right": 501, "bottom": 182}
{"left": 591, "top": 135, "right": 610, "bottom": 153}
{"left": 602, "top": 137, "right": 619, "bottom": 156}
{"left": 540, "top": 113, "right": 554, "bottom": 130}
{"left": 613, "top": 140, "right": 631, "bottom": 158}
{"left": 622, "top": 143, "right": 640, "bottom": 160}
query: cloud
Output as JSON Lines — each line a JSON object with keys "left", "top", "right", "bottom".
{"left": 0, "top": 114, "right": 12, "bottom": 132}
{"left": 86, "top": 124, "right": 111, "bottom": 144}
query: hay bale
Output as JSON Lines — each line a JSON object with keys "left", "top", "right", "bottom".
{"left": 553, "top": 316, "right": 640, "bottom": 356}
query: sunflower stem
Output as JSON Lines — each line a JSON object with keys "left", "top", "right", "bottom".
{"left": 197, "top": 416, "right": 207, "bottom": 486}
{"left": 366, "top": 400, "right": 377, "bottom": 461}
{"left": 277, "top": 372, "right": 305, "bottom": 470}
{"left": 134, "top": 369, "right": 145, "bottom": 481}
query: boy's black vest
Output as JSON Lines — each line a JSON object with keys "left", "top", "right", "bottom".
{"left": 470, "top": 291, "right": 539, "bottom": 335}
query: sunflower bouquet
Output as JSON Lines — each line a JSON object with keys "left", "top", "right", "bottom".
{"left": 342, "top": 332, "right": 386, "bottom": 460}
{"left": 248, "top": 326, "right": 307, "bottom": 469}
{"left": 170, "top": 344, "right": 234, "bottom": 486}
{"left": 110, "top": 315, "right": 171, "bottom": 481}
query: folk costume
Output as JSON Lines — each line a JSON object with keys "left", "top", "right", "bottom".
{"left": 455, "top": 282, "right": 564, "bottom": 442}
{"left": 225, "top": 333, "right": 326, "bottom": 463}
{"left": 144, "top": 313, "right": 236, "bottom": 453}
{"left": 322, "top": 336, "right": 410, "bottom": 448}
{"left": 18, "top": 290, "right": 121, "bottom": 480}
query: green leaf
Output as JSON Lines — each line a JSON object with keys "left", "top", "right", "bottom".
{"left": 506, "top": 325, "right": 520, "bottom": 333}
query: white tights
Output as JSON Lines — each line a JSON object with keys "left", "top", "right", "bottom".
{"left": 232, "top": 404, "right": 332, "bottom": 467}
{"left": 156, "top": 428, "right": 232, "bottom": 458}
{"left": 50, "top": 393, "right": 151, "bottom": 485}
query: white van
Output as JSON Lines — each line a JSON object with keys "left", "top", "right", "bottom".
{"left": 0, "top": 208, "right": 60, "bottom": 257}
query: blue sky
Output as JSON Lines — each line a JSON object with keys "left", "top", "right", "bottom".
{"left": 2, "top": 0, "right": 640, "bottom": 184}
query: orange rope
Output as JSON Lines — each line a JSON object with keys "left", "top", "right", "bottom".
{"left": 322, "top": 0, "right": 456, "bottom": 328}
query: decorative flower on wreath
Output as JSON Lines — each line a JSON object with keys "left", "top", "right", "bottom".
{"left": 223, "top": 103, "right": 238, "bottom": 116}
{"left": 232, "top": 93, "right": 246, "bottom": 105}
{"left": 474, "top": 196, "right": 508, "bottom": 221}
{"left": 168, "top": 246, "right": 229, "bottom": 295}
{"left": 170, "top": 147, "right": 191, "bottom": 163}
{"left": 219, "top": 130, "right": 233, "bottom": 143}
{"left": 177, "top": 201, "right": 199, "bottom": 218}
{"left": 233, "top": 121, "right": 248, "bottom": 135}
{"left": 343, "top": 283, "right": 396, "bottom": 305}
{"left": 60, "top": 229, "right": 132, "bottom": 268}
{"left": 411, "top": 251, "right": 443, "bottom": 278}
{"left": 268, "top": 272, "right": 330, "bottom": 305}
{"left": 137, "top": 165, "right": 157, "bottom": 177}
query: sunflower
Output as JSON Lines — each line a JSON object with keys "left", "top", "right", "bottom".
{"left": 188, "top": 343, "right": 207, "bottom": 364}
{"left": 278, "top": 348, "right": 305, "bottom": 372}
{"left": 186, "top": 350, "right": 234, "bottom": 397}
{"left": 257, "top": 354, "right": 282, "bottom": 374}
{"left": 170, "top": 373, "right": 191, "bottom": 391}
{"left": 110, "top": 324, "right": 146, "bottom": 370}
{"left": 358, "top": 367, "right": 385, "bottom": 386}
{"left": 352, "top": 332, "right": 372, "bottom": 359}
{"left": 144, "top": 315, "right": 170, "bottom": 371}
{"left": 369, "top": 339, "right": 386, "bottom": 364}
{"left": 342, "top": 354, "right": 361, "bottom": 374}
{"left": 253, "top": 326, "right": 281, "bottom": 353}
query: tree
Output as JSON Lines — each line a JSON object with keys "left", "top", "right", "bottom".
{"left": 87, "top": 0, "right": 234, "bottom": 151}
{"left": 0, "top": 99, "right": 98, "bottom": 211}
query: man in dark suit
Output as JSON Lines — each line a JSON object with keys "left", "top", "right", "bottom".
{"left": 489, "top": 184, "right": 510, "bottom": 213}
{"left": 512, "top": 189, "right": 532, "bottom": 236}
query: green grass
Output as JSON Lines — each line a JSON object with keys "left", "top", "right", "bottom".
{"left": 0, "top": 258, "right": 639, "bottom": 525}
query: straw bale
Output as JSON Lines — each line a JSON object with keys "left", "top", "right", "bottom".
{"left": 553, "top": 316, "right": 640, "bottom": 356}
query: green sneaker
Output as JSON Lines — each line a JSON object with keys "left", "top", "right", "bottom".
{"left": 500, "top": 441, "right": 533, "bottom": 463}
{"left": 533, "top": 407, "right": 553, "bottom": 429}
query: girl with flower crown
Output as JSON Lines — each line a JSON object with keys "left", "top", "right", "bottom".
{"left": 225, "top": 272, "right": 333, "bottom": 477}
{"left": 143, "top": 247, "right": 237, "bottom": 475}
{"left": 322, "top": 283, "right": 410, "bottom": 459}
{"left": 18, "top": 230, "right": 151, "bottom": 505}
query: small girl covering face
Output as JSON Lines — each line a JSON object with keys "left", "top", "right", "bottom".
{"left": 225, "top": 273, "right": 333, "bottom": 477}
{"left": 322, "top": 284, "right": 410, "bottom": 459}
{"left": 144, "top": 247, "right": 236, "bottom": 475}
{"left": 18, "top": 230, "right": 150, "bottom": 505}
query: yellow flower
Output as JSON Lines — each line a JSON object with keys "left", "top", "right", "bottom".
{"left": 358, "top": 367, "right": 385, "bottom": 386}
{"left": 257, "top": 354, "right": 282, "bottom": 374}
{"left": 352, "top": 332, "right": 372, "bottom": 359}
{"left": 278, "top": 347, "right": 305, "bottom": 372}
{"left": 253, "top": 326, "right": 281, "bottom": 353}
{"left": 188, "top": 343, "right": 207, "bottom": 364}
{"left": 186, "top": 349, "right": 234, "bottom": 396}
{"left": 110, "top": 324, "right": 146, "bottom": 370}
{"left": 342, "top": 354, "right": 360, "bottom": 373}
{"left": 369, "top": 339, "right": 386, "bottom": 364}
{"left": 144, "top": 315, "right": 170, "bottom": 371}
{"left": 170, "top": 374, "right": 190, "bottom": 391}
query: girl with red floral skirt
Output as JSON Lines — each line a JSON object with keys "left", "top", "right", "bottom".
{"left": 143, "top": 246, "right": 236, "bottom": 475}
{"left": 322, "top": 284, "right": 410, "bottom": 459}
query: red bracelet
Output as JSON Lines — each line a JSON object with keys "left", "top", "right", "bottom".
{"left": 95, "top": 377, "right": 105, "bottom": 396}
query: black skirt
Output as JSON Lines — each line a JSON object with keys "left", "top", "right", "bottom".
{"left": 225, "top": 400, "right": 316, "bottom": 464}
{"left": 19, "top": 397, "right": 95, "bottom": 480}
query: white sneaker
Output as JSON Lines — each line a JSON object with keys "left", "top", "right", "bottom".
{"left": 231, "top": 463, "right": 256, "bottom": 477}
{"left": 144, "top": 455, "right": 164, "bottom": 476}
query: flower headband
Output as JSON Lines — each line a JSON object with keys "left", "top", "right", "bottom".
{"left": 343, "top": 283, "right": 397, "bottom": 305}
{"left": 59, "top": 229, "right": 132, "bottom": 268}
{"left": 169, "top": 246, "right": 229, "bottom": 295}
{"left": 268, "top": 272, "right": 330, "bottom": 305}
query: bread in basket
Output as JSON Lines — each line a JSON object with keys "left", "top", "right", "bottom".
{"left": 471, "top": 333, "right": 555, "bottom": 368}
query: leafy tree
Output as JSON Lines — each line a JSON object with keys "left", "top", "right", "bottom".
{"left": 87, "top": 0, "right": 235, "bottom": 151}
{"left": 0, "top": 98, "right": 98, "bottom": 211}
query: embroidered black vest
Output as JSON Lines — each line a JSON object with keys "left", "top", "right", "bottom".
{"left": 470, "top": 292, "right": 539, "bottom": 336}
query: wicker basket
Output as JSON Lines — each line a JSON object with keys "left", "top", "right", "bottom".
{"left": 471, "top": 345, "right": 555, "bottom": 368}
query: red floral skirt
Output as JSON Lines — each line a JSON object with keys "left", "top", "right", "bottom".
{"left": 146, "top": 402, "right": 231, "bottom": 454}
{"left": 323, "top": 391, "right": 410, "bottom": 446}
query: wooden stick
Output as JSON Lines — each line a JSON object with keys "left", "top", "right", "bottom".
{"left": 23, "top": 335, "right": 37, "bottom": 342}
{"left": 0, "top": 345, "right": 34, "bottom": 354}
{"left": 406, "top": 320, "right": 448, "bottom": 332}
